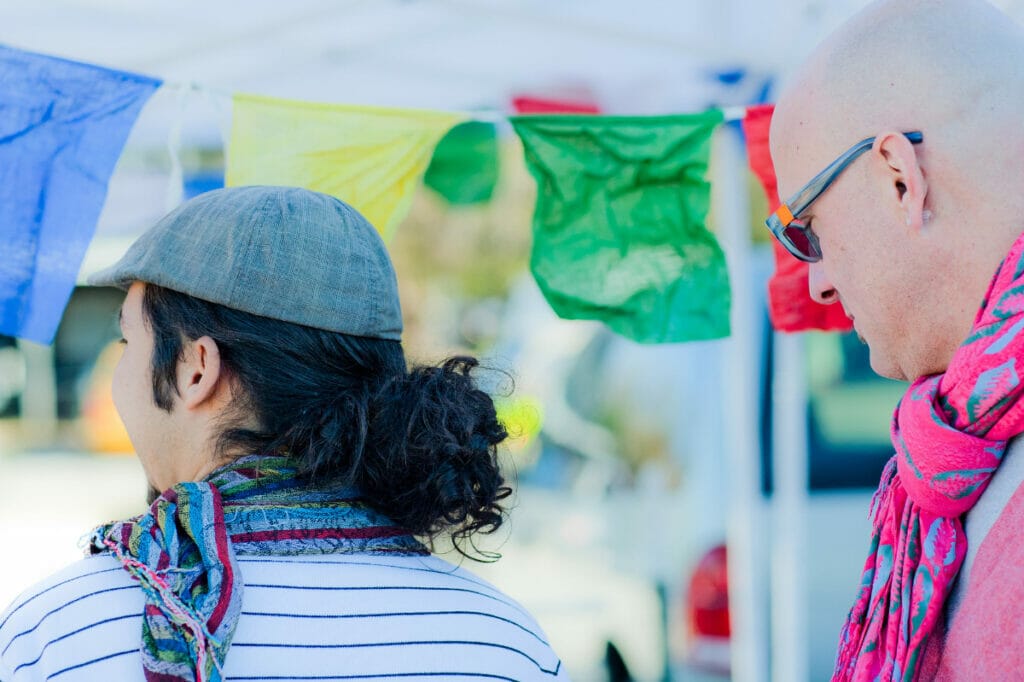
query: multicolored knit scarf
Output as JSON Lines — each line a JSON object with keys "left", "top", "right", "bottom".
{"left": 833, "top": 231, "right": 1024, "bottom": 681}
{"left": 90, "top": 455, "right": 427, "bottom": 682}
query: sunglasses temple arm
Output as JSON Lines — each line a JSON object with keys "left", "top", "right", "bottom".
{"left": 787, "top": 138, "right": 877, "bottom": 217}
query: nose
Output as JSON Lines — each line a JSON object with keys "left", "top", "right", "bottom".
{"left": 808, "top": 261, "right": 839, "bottom": 305}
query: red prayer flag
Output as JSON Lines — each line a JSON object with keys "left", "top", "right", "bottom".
{"left": 511, "top": 95, "right": 600, "bottom": 114}
{"left": 742, "top": 104, "right": 853, "bottom": 333}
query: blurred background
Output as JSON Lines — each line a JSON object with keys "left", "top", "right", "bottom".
{"left": 2, "top": 2, "right": 1023, "bottom": 680}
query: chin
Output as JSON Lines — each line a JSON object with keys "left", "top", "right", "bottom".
{"left": 866, "top": 344, "right": 908, "bottom": 382}
{"left": 870, "top": 357, "right": 909, "bottom": 382}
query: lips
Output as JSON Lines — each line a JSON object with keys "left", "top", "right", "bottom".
{"left": 847, "top": 315, "right": 867, "bottom": 343}
{"left": 847, "top": 312, "right": 860, "bottom": 338}
{"left": 839, "top": 301, "right": 854, "bottom": 325}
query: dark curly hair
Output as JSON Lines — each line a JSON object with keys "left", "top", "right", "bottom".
{"left": 139, "top": 283, "right": 511, "bottom": 557}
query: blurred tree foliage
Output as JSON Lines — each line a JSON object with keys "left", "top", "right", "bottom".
{"left": 389, "top": 136, "right": 535, "bottom": 355}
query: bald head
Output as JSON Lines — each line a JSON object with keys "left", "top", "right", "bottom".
{"left": 774, "top": 0, "right": 1024, "bottom": 197}
{"left": 770, "top": 0, "right": 1024, "bottom": 381}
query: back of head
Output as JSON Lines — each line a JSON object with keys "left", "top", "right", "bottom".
{"left": 140, "top": 284, "right": 510, "bottom": 556}
{"left": 92, "top": 186, "right": 511, "bottom": 557}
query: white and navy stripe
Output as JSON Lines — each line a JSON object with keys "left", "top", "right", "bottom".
{"left": 0, "top": 554, "right": 567, "bottom": 681}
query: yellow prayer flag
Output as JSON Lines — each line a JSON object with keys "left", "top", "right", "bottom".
{"left": 227, "top": 94, "right": 465, "bottom": 239}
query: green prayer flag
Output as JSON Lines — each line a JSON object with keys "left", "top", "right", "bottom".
{"left": 423, "top": 121, "right": 499, "bottom": 205}
{"left": 511, "top": 111, "right": 729, "bottom": 344}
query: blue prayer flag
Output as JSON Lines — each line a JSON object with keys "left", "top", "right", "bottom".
{"left": 0, "top": 45, "right": 160, "bottom": 343}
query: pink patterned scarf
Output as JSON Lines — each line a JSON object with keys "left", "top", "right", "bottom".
{"left": 833, "top": 231, "right": 1024, "bottom": 681}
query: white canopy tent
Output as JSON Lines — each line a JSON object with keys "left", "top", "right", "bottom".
{"left": 3, "top": 0, "right": 1022, "bottom": 135}
{"left": 0, "top": 0, "right": 877, "bottom": 114}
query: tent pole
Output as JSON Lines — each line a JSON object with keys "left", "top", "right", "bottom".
{"left": 771, "top": 330, "right": 810, "bottom": 681}
{"left": 713, "top": 121, "right": 769, "bottom": 682}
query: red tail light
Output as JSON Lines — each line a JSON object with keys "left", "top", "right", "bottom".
{"left": 681, "top": 543, "right": 731, "bottom": 674}
{"left": 686, "top": 544, "right": 731, "bottom": 638}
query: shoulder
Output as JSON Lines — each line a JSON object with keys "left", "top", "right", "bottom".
{"left": 962, "top": 437, "right": 1024, "bottom": 555}
{"left": 0, "top": 555, "right": 142, "bottom": 681}
{"left": 937, "top": 491, "right": 1024, "bottom": 680}
{"left": 951, "top": 462, "right": 1024, "bottom": 624}
{"left": 228, "top": 553, "right": 568, "bottom": 680}
{"left": 1, "top": 554, "right": 138, "bottom": 629}
{"left": 974, "top": 468, "right": 1024, "bottom": 570}
{"left": 0, "top": 553, "right": 569, "bottom": 681}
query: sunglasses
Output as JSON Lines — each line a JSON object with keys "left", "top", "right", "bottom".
{"left": 765, "top": 131, "right": 924, "bottom": 263}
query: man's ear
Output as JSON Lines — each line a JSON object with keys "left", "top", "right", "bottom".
{"left": 175, "top": 336, "right": 224, "bottom": 410}
{"left": 873, "top": 131, "right": 928, "bottom": 231}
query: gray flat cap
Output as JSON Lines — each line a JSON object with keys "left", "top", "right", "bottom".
{"left": 89, "top": 186, "right": 402, "bottom": 340}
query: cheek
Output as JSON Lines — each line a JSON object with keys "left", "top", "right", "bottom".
{"left": 110, "top": 345, "right": 141, "bottom": 419}
{"left": 110, "top": 349, "right": 127, "bottom": 412}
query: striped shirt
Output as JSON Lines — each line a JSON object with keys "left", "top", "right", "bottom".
{"left": 0, "top": 553, "right": 568, "bottom": 681}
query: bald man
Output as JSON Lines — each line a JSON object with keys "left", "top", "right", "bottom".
{"left": 769, "top": 0, "right": 1024, "bottom": 679}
